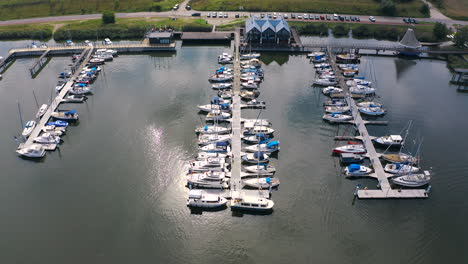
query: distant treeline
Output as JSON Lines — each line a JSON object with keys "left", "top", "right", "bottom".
{"left": 0, "top": 24, "right": 53, "bottom": 40}
{"left": 291, "top": 22, "right": 437, "bottom": 42}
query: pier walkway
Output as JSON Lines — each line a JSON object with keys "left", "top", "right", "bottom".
{"left": 18, "top": 47, "right": 93, "bottom": 150}
{"left": 229, "top": 29, "right": 269, "bottom": 199}
{"left": 328, "top": 49, "right": 428, "bottom": 199}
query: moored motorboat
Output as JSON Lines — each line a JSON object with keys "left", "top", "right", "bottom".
{"left": 350, "top": 85, "right": 376, "bottom": 95}
{"left": 243, "top": 125, "right": 274, "bottom": 135}
{"left": 230, "top": 196, "right": 274, "bottom": 211}
{"left": 55, "top": 81, "right": 66, "bottom": 92}
{"left": 313, "top": 78, "right": 337, "bottom": 86}
{"left": 187, "top": 189, "right": 228, "bottom": 208}
{"left": 208, "top": 74, "right": 234, "bottom": 82}
{"left": 42, "top": 125, "right": 66, "bottom": 135}
{"left": 241, "top": 80, "right": 259, "bottom": 89}
{"left": 199, "top": 142, "right": 230, "bottom": 153}
{"left": 322, "top": 86, "right": 343, "bottom": 95}
{"left": 46, "top": 120, "right": 68, "bottom": 127}
{"left": 243, "top": 133, "right": 270, "bottom": 144}
{"left": 198, "top": 103, "right": 230, "bottom": 113}
{"left": 34, "top": 133, "right": 61, "bottom": 144}
{"left": 339, "top": 153, "right": 365, "bottom": 163}
{"left": 16, "top": 144, "right": 45, "bottom": 158}
{"left": 198, "top": 134, "right": 231, "bottom": 146}
{"left": 205, "top": 110, "right": 231, "bottom": 121}
{"left": 22, "top": 120, "right": 36, "bottom": 137}
{"left": 196, "top": 152, "right": 229, "bottom": 160}
{"left": 344, "top": 164, "right": 372, "bottom": 176}
{"left": 381, "top": 153, "right": 417, "bottom": 164}
{"left": 357, "top": 101, "right": 382, "bottom": 108}
{"left": 186, "top": 174, "right": 229, "bottom": 189}
{"left": 240, "top": 53, "right": 261, "bottom": 60}
{"left": 36, "top": 104, "right": 48, "bottom": 119}
{"left": 62, "top": 94, "right": 86, "bottom": 103}
{"left": 240, "top": 90, "right": 260, "bottom": 100}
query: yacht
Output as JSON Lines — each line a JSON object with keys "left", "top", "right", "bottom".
{"left": 186, "top": 173, "right": 229, "bottom": 189}
{"left": 349, "top": 86, "right": 376, "bottom": 95}
{"left": 55, "top": 81, "right": 66, "bottom": 92}
{"left": 324, "top": 99, "right": 347, "bottom": 107}
{"left": 16, "top": 144, "right": 45, "bottom": 158}
{"left": 382, "top": 153, "right": 417, "bottom": 164}
{"left": 313, "top": 78, "right": 337, "bottom": 86}
{"left": 196, "top": 152, "right": 229, "bottom": 160}
{"left": 195, "top": 125, "right": 231, "bottom": 134}
{"left": 42, "top": 125, "right": 66, "bottom": 135}
{"left": 241, "top": 80, "right": 259, "bottom": 89}
{"left": 62, "top": 94, "right": 86, "bottom": 103}
{"left": 322, "top": 86, "right": 343, "bottom": 95}
{"left": 212, "top": 83, "right": 233, "bottom": 90}
{"left": 217, "top": 89, "right": 233, "bottom": 99}
{"left": 373, "top": 135, "right": 404, "bottom": 147}
{"left": 51, "top": 110, "right": 79, "bottom": 121}
{"left": 243, "top": 177, "right": 280, "bottom": 188}
{"left": 325, "top": 106, "right": 351, "bottom": 113}
{"left": 208, "top": 74, "right": 233, "bottom": 82}
{"left": 187, "top": 190, "right": 228, "bottom": 208}
{"left": 391, "top": 171, "right": 431, "bottom": 187}
{"left": 36, "top": 104, "right": 48, "bottom": 119}
{"left": 240, "top": 90, "right": 260, "bottom": 100}
{"left": 243, "top": 126, "right": 274, "bottom": 135}
{"left": 198, "top": 134, "right": 231, "bottom": 146}
{"left": 198, "top": 103, "right": 230, "bottom": 113}
{"left": 244, "top": 164, "right": 276, "bottom": 174}
{"left": 34, "top": 133, "right": 61, "bottom": 144}
{"left": 199, "top": 142, "right": 230, "bottom": 153}
{"left": 241, "top": 152, "right": 270, "bottom": 164}
{"left": 243, "top": 134, "right": 270, "bottom": 144}
{"left": 69, "top": 86, "right": 92, "bottom": 95}
{"left": 22, "top": 120, "right": 36, "bottom": 137}
{"left": 359, "top": 107, "right": 386, "bottom": 116}
{"left": 243, "top": 141, "right": 280, "bottom": 153}
{"left": 243, "top": 99, "right": 266, "bottom": 108}
{"left": 231, "top": 196, "right": 274, "bottom": 211}
{"left": 205, "top": 110, "right": 231, "bottom": 122}
{"left": 322, "top": 113, "right": 353, "bottom": 123}
{"left": 46, "top": 120, "right": 68, "bottom": 127}
{"left": 240, "top": 53, "right": 261, "bottom": 60}
{"left": 357, "top": 101, "right": 382, "bottom": 108}
{"left": 242, "top": 119, "right": 271, "bottom": 128}
{"left": 384, "top": 163, "right": 419, "bottom": 174}
{"left": 333, "top": 144, "right": 366, "bottom": 154}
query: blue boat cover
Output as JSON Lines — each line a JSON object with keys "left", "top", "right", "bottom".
{"left": 253, "top": 152, "right": 265, "bottom": 160}
{"left": 216, "top": 141, "right": 229, "bottom": 147}
{"left": 77, "top": 83, "right": 87, "bottom": 87}
{"left": 267, "top": 141, "right": 279, "bottom": 148}
{"left": 315, "top": 55, "right": 322, "bottom": 60}
{"left": 64, "top": 110, "right": 77, "bottom": 115}
{"left": 266, "top": 177, "right": 271, "bottom": 183}
{"left": 348, "top": 164, "right": 360, "bottom": 172}
{"left": 204, "top": 126, "right": 208, "bottom": 131}
{"left": 47, "top": 120, "right": 68, "bottom": 127}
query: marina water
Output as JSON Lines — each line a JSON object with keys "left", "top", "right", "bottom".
{"left": 0, "top": 40, "right": 467, "bottom": 263}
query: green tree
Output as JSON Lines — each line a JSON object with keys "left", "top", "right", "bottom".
{"left": 114, "top": 0, "right": 120, "bottom": 10}
{"left": 433, "top": 22, "right": 448, "bottom": 41}
{"left": 380, "top": 0, "right": 396, "bottom": 16}
{"left": 420, "top": 3, "right": 430, "bottom": 16}
{"left": 454, "top": 26, "right": 468, "bottom": 48}
{"left": 102, "top": 11, "right": 115, "bottom": 24}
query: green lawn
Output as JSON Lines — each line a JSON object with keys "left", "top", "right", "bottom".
{"left": 429, "top": 0, "right": 468, "bottom": 21}
{"left": 0, "top": 23, "right": 53, "bottom": 40}
{"left": 190, "top": 0, "right": 427, "bottom": 17}
{"left": 0, "top": 0, "right": 180, "bottom": 21}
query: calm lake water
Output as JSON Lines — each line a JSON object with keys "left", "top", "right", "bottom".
{"left": 0, "top": 40, "right": 467, "bottom": 264}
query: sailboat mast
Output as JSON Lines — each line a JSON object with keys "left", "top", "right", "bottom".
{"left": 17, "top": 100, "right": 24, "bottom": 129}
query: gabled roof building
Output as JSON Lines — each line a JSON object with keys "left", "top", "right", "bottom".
{"left": 245, "top": 16, "right": 291, "bottom": 44}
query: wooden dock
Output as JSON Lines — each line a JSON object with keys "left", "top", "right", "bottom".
{"left": 29, "top": 49, "right": 50, "bottom": 77}
{"left": 18, "top": 47, "right": 93, "bottom": 151}
{"left": 327, "top": 49, "right": 428, "bottom": 199}
{"left": 229, "top": 29, "right": 243, "bottom": 198}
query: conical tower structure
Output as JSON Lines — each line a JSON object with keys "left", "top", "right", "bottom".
{"left": 398, "top": 28, "right": 422, "bottom": 56}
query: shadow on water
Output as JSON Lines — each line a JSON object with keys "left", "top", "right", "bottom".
{"left": 189, "top": 205, "right": 228, "bottom": 215}
{"left": 231, "top": 209, "right": 274, "bottom": 217}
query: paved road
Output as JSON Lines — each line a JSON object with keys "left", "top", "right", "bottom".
{"left": 0, "top": 7, "right": 466, "bottom": 29}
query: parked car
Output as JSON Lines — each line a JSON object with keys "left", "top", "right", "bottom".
{"left": 413, "top": 19, "right": 418, "bottom": 24}
{"left": 291, "top": 13, "right": 296, "bottom": 19}
{"left": 320, "top": 15, "right": 325, "bottom": 20}
{"left": 284, "top": 14, "right": 288, "bottom": 19}
{"left": 333, "top": 14, "right": 338, "bottom": 21}
{"left": 207, "top": 13, "right": 211, "bottom": 18}
{"left": 356, "top": 16, "right": 360, "bottom": 22}
{"left": 185, "top": 5, "right": 191, "bottom": 10}
{"left": 268, "top": 13, "right": 272, "bottom": 18}
{"left": 369, "top": 16, "right": 376, "bottom": 22}
{"left": 345, "top": 16, "right": 349, "bottom": 21}
{"left": 224, "top": 13, "right": 228, "bottom": 18}
{"left": 315, "top": 15, "right": 320, "bottom": 20}
{"left": 191, "top": 12, "right": 201, "bottom": 17}
{"left": 235, "top": 13, "right": 240, "bottom": 18}
{"left": 297, "top": 15, "right": 303, "bottom": 19}
{"left": 409, "top": 18, "right": 416, "bottom": 23}
{"left": 326, "top": 15, "right": 331, "bottom": 20}
{"left": 339, "top": 16, "right": 344, "bottom": 21}
{"left": 403, "top": 18, "right": 409, "bottom": 23}
{"left": 212, "top": 12, "right": 217, "bottom": 18}
{"left": 350, "top": 16, "right": 355, "bottom": 21}
{"left": 261, "top": 13, "right": 265, "bottom": 18}
{"left": 304, "top": 14, "right": 308, "bottom": 19}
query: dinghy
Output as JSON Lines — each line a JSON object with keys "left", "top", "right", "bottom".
{"left": 34, "top": 133, "right": 61, "bottom": 144}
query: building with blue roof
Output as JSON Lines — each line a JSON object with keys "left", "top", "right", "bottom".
{"left": 245, "top": 16, "right": 291, "bottom": 44}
